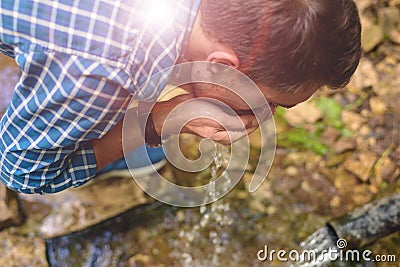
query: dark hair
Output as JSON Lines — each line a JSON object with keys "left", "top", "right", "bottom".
{"left": 200, "top": 0, "right": 362, "bottom": 92}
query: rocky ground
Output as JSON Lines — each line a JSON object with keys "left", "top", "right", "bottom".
{"left": 263, "top": 0, "right": 400, "bottom": 264}
{"left": 0, "top": 0, "right": 399, "bottom": 266}
{"left": 274, "top": 0, "right": 400, "bottom": 217}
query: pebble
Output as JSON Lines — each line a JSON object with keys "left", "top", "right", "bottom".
{"left": 370, "top": 97, "right": 388, "bottom": 115}
{"left": 286, "top": 166, "right": 299, "bottom": 177}
{"left": 330, "top": 196, "right": 341, "bottom": 208}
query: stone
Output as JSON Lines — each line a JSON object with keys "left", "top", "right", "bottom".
{"left": 0, "top": 184, "right": 24, "bottom": 230}
{"left": 376, "top": 56, "right": 398, "bottom": 73}
{"left": 361, "top": 24, "right": 384, "bottom": 52}
{"left": 286, "top": 166, "right": 299, "bottom": 177}
{"left": 355, "top": 0, "right": 374, "bottom": 13}
{"left": 355, "top": 136, "right": 370, "bottom": 152}
{"left": 305, "top": 155, "right": 323, "bottom": 171}
{"left": 283, "top": 101, "right": 322, "bottom": 127}
{"left": 330, "top": 196, "right": 341, "bottom": 208}
{"left": 370, "top": 97, "right": 388, "bottom": 115}
{"left": 341, "top": 110, "right": 366, "bottom": 132}
{"left": 300, "top": 180, "right": 313, "bottom": 193}
{"left": 326, "top": 153, "right": 351, "bottom": 168}
{"left": 346, "top": 79, "right": 364, "bottom": 96}
{"left": 344, "top": 153, "right": 379, "bottom": 182}
{"left": 359, "top": 124, "right": 372, "bottom": 136}
{"left": 0, "top": 231, "right": 48, "bottom": 267}
{"left": 352, "top": 58, "right": 379, "bottom": 90}
{"left": 390, "top": 0, "right": 400, "bottom": 5}
{"left": 333, "top": 171, "right": 358, "bottom": 191}
{"left": 368, "top": 184, "right": 379, "bottom": 194}
{"left": 374, "top": 156, "right": 398, "bottom": 184}
{"left": 390, "top": 28, "right": 400, "bottom": 44}
{"left": 378, "top": 7, "right": 400, "bottom": 35}
{"left": 20, "top": 176, "right": 151, "bottom": 238}
{"left": 334, "top": 138, "right": 355, "bottom": 154}
{"left": 129, "top": 254, "right": 152, "bottom": 266}
{"left": 283, "top": 152, "right": 309, "bottom": 167}
{"left": 321, "top": 126, "right": 340, "bottom": 147}
{"left": 353, "top": 191, "right": 374, "bottom": 206}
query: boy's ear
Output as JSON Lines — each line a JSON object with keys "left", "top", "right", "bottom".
{"left": 206, "top": 45, "right": 239, "bottom": 69}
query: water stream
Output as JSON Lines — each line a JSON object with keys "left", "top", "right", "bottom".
{"left": 170, "top": 144, "right": 235, "bottom": 267}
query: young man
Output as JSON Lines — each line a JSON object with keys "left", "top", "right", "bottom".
{"left": 0, "top": 0, "right": 361, "bottom": 194}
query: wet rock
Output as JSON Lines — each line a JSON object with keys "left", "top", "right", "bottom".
{"left": 0, "top": 231, "right": 48, "bottom": 267}
{"left": 20, "top": 176, "right": 150, "bottom": 238}
{"left": 0, "top": 184, "right": 24, "bottom": 230}
{"left": 129, "top": 254, "right": 152, "bottom": 266}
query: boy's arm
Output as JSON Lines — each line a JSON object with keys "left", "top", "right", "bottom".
{"left": 91, "top": 119, "right": 125, "bottom": 172}
{"left": 0, "top": 51, "right": 132, "bottom": 194}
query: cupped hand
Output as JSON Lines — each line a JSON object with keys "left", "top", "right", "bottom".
{"left": 151, "top": 95, "right": 259, "bottom": 145}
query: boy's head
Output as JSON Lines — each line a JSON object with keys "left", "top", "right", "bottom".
{"left": 184, "top": 0, "right": 362, "bottom": 110}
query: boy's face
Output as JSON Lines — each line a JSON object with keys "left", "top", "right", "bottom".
{"left": 187, "top": 82, "right": 319, "bottom": 114}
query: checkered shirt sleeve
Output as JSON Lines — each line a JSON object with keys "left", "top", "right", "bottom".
{"left": 0, "top": 0, "right": 201, "bottom": 194}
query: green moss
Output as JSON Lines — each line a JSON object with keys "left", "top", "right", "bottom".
{"left": 278, "top": 128, "right": 329, "bottom": 155}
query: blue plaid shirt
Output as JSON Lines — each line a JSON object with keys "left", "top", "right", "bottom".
{"left": 0, "top": 0, "right": 201, "bottom": 194}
